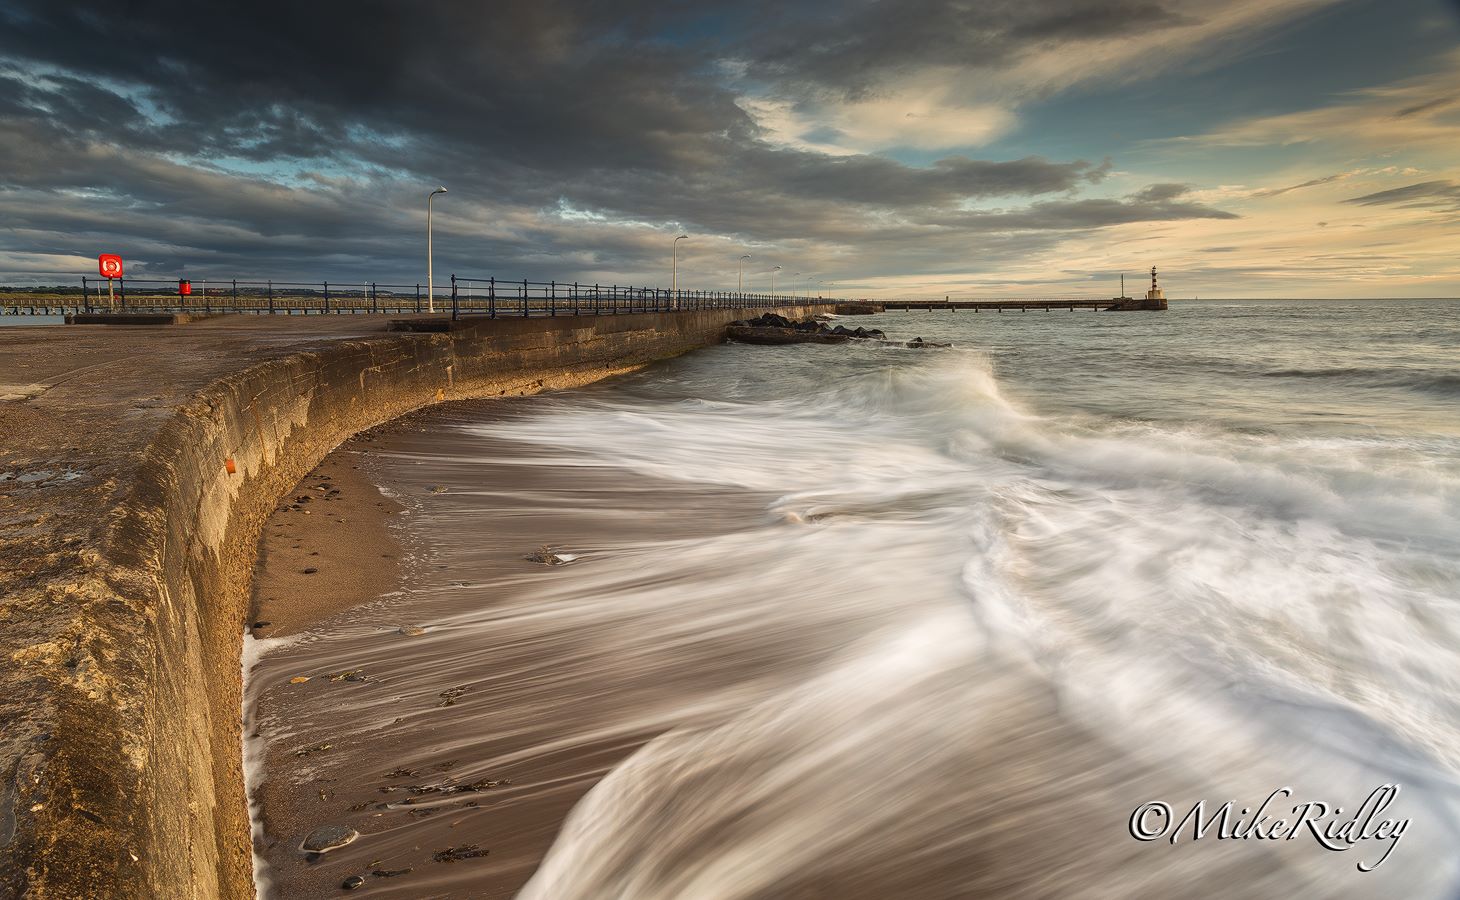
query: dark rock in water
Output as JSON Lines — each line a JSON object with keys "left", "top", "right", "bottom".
{"left": 300, "top": 825, "right": 359, "bottom": 853}
{"left": 728, "top": 313, "right": 904, "bottom": 347}
{"left": 524, "top": 545, "right": 569, "bottom": 565}
{"left": 433, "top": 844, "right": 488, "bottom": 863}
{"left": 341, "top": 875, "right": 365, "bottom": 890}
{"left": 251, "top": 621, "right": 271, "bottom": 631}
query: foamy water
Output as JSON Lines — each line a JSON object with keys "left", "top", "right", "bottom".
{"left": 250, "top": 299, "right": 1460, "bottom": 897}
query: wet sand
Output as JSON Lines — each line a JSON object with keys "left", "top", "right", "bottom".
{"left": 245, "top": 400, "right": 771, "bottom": 898}
{"left": 250, "top": 435, "right": 404, "bottom": 639}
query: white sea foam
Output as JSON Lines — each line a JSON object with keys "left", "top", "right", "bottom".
{"left": 480, "top": 341, "right": 1460, "bottom": 897}
{"left": 251, "top": 300, "right": 1460, "bottom": 897}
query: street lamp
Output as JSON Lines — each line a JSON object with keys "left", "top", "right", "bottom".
{"left": 771, "top": 265, "right": 782, "bottom": 296}
{"left": 738, "top": 254, "right": 751, "bottom": 293}
{"left": 672, "top": 234, "right": 689, "bottom": 303}
{"left": 427, "top": 186, "right": 447, "bottom": 313}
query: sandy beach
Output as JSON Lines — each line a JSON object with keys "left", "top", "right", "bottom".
{"left": 245, "top": 399, "right": 772, "bottom": 897}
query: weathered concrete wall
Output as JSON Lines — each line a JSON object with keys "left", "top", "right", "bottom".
{"left": 0, "top": 305, "right": 830, "bottom": 899}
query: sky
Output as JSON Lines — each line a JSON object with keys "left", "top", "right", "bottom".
{"left": 0, "top": 0, "right": 1457, "bottom": 298}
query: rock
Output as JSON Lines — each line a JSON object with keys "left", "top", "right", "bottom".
{"left": 302, "top": 567, "right": 318, "bottom": 574}
{"left": 289, "top": 676, "right": 311, "bottom": 684}
{"left": 251, "top": 621, "right": 272, "bottom": 630}
{"left": 300, "top": 825, "right": 359, "bottom": 854}
{"left": 398, "top": 625, "right": 426, "bottom": 636}
{"left": 524, "top": 545, "right": 568, "bottom": 566}
{"left": 341, "top": 875, "right": 365, "bottom": 890}
{"left": 432, "top": 844, "right": 488, "bottom": 863}
{"left": 371, "top": 867, "right": 413, "bottom": 878}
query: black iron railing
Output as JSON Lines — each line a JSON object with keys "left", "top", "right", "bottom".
{"left": 445, "top": 275, "right": 830, "bottom": 320}
{"left": 0, "top": 275, "right": 838, "bottom": 317}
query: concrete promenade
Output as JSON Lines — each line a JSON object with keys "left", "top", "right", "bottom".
{"left": 0, "top": 306, "right": 830, "bottom": 898}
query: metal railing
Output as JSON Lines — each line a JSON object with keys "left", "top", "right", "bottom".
{"left": 0, "top": 275, "right": 839, "bottom": 317}
{"left": 445, "top": 275, "right": 832, "bottom": 320}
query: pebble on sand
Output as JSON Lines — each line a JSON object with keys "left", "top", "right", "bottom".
{"left": 398, "top": 625, "right": 426, "bottom": 636}
{"left": 432, "top": 844, "right": 487, "bottom": 863}
{"left": 341, "top": 875, "right": 365, "bottom": 890}
{"left": 300, "top": 824, "right": 359, "bottom": 854}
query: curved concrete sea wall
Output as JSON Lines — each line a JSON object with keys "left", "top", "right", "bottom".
{"left": 0, "top": 305, "right": 830, "bottom": 898}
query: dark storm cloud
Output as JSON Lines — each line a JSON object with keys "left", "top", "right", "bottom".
{"left": 921, "top": 183, "right": 1237, "bottom": 230}
{"left": 0, "top": 0, "right": 1236, "bottom": 285}
{"left": 752, "top": 0, "right": 1199, "bottom": 96}
{"left": 1010, "top": 3, "right": 1197, "bottom": 38}
{"left": 1342, "top": 180, "right": 1460, "bottom": 212}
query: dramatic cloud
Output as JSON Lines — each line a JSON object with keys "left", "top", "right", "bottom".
{"left": 0, "top": 0, "right": 1455, "bottom": 296}
{"left": 1343, "top": 180, "right": 1460, "bottom": 212}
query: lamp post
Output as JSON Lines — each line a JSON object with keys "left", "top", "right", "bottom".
{"left": 738, "top": 254, "right": 751, "bottom": 293}
{"left": 672, "top": 234, "right": 689, "bottom": 305}
{"left": 790, "top": 272, "right": 799, "bottom": 303}
{"left": 771, "top": 265, "right": 781, "bottom": 297}
{"left": 427, "top": 186, "right": 447, "bottom": 313}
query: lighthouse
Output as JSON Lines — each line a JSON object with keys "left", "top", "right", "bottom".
{"left": 1107, "top": 266, "right": 1169, "bottom": 310}
{"left": 1146, "top": 266, "right": 1165, "bottom": 302}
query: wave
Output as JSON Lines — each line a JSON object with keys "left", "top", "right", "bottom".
{"left": 1263, "top": 366, "right": 1460, "bottom": 396}
{"left": 467, "top": 349, "right": 1460, "bottom": 898}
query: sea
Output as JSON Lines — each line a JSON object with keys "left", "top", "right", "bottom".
{"left": 248, "top": 298, "right": 1460, "bottom": 898}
